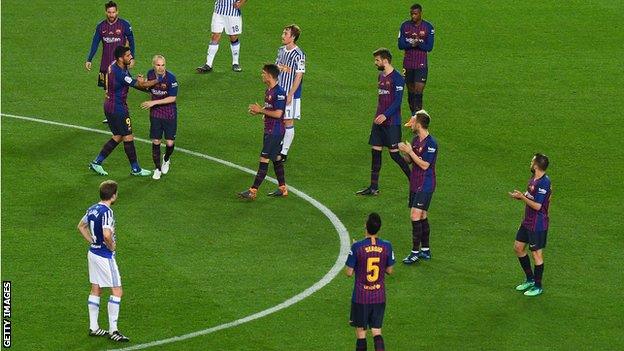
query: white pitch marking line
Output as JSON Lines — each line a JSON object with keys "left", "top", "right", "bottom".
{"left": 1, "top": 113, "right": 351, "bottom": 351}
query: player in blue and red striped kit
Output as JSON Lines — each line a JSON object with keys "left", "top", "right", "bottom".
{"left": 509, "top": 153, "right": 552, "bottom": 296}
{"left": 346, "top": 213, "right": 394, "bottom": 351}
{"left": 399, "top": 110, "right": 438, "bottom": 264}
{"left": 398, "top": 3, "right": 434, "bottom": 116}
{"left": 140, "top": 55, "right": 178, "bottom": 180}
{"left": 89, "top": 46, "right": 159, "bottom": 177}
{"left": 238, "top": 64, "right": 288, "bottom": 200}
{"left": 357, "top": 48, "right": 411, "bottom": 196}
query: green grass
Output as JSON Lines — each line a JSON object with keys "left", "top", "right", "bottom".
{"left": 2, "top": 1, "right": 623, "bottom": 350}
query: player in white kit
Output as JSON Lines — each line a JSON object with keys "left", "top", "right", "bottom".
{"left": 77, "top": 180, "right": 129, "bottom": 342}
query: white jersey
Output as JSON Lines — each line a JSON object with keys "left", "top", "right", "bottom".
{"left": 213, "top": 0, "right": 241, "bottom": 17}
{"left": 276, "top": 45, "right": 306, "bottom": 98}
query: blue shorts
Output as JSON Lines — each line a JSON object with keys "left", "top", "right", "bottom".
{"left": 150, "top": 117, "right": 177, "bottom": 140}
{"left": 105, "top": 112, "right": 132, "bottom": 136}
{"left": 261, "top": 133, "right": 283, "bottom": 161}
{"left": 369, "top": 124, "right": 401, "bottom": 149}
{"left": 350, "top": 302, "right": 386, "bottom": 329}
{"left": 516, "top": 226, "right": 548, "bottom": 251}
{"left": 405, "top": 68, "right": 428, "bottom": 84}
{"left": 408, "top": 191, "right": 434, "bottom": 210}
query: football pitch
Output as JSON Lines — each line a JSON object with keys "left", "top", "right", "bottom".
{"left": 2, "top": 1, "right": 623, "bottom": 350}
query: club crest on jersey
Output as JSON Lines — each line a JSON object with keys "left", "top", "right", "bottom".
{"left": 419, "top": 30, "right": 425, "bottom": 36}
{"left": 529, "top": 185, "right": 535, "bottom": 192}
{"left": 267, "top": 94, "right": 272, "bottom": 101}
{"left": 115, "top": 29, "right": 122, "bottom": 35}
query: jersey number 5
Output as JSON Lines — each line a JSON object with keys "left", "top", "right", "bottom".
{"left": 366, "top": 257, "right": 380, "bottom": 283}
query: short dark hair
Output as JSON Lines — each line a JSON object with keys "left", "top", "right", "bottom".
{"left": 114, "top": 45, "right": 130, "bottom": 59}
{"left": 99, "top": 180, "right": 118, "bottom": 201}
{"left": 105, "top": 1, "right": 117, "bottom": 10}
{"left": 284, "top": 24, "right": 301, "bottom": 42}
{"left": 415, "top": 113, "right": 430, "bottom": 129}
{"left": 366, "top": 213, "right": 382, "bottom": 235}
{"left": 373, "top": 48, "right": 392, "bottom": 63}
{"left": 263, "top": 63, "right": 280, "bottom": 79}
{"left": 534, "top": 153, "right": 549, "bottom": 171}
{"left": 411, "top": 3, "right": 422, "bottom": 11}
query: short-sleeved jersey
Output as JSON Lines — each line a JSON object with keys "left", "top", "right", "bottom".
{"left": 82, "top": 202, "right": 116, "bottom": 258}
{"left": 213, "top": 0, "right": 242, "bottom": 16}
{"left": 147, "top": 69, "right": 178, "bottom": 120}
{"left": 104, "top": 62, "right": 137, "bottom": 116}
{"left": 398, "top": 20, "right": 435, "bottom": 69}
{"left": 521, "top": 175, "right": 552, "bottom": 232}
{"left": 346, "top": 237, "right": 395, "bottom": 304}
{"left": 275, "top": 46, "right": 306, "bottom": 99}
{"left": 376, "top": 70, "right": 405, "bottom": 126}
{"left": 87, "top": 18, "right": 135, "bottom": 73}
{"left": 263, "top": 85, "right": 287, "bottom": 135}
{"left": 409, "top": 134, "right": 438, "bottom": 192}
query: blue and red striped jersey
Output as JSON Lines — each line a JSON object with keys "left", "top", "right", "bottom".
{"left": 147, "top": 69, "right": 178, "bottom": 120}
{"left": 376, "top": 69, "right": 405, "bottom": 126}
{"left": 521, "top": 175, "right": 551, "bottom": 232}
{"left": 87, "top": 18, "right": 135, "bottom": 73}
{"left": 346, "top": 237, "right": 395, "bottom": 304}
{"left": 409, "top": 134, "right": 438, "bottom": 192}
{"left": 263, "top": 85, "right": 286, "bottom": 135}
{"left": 104, "top": 62, "right": 137, "bottom": 116}
{"left": 398, "top": 20, "right": 434, "bottom": 70}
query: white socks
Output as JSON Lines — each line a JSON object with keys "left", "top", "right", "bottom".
{"left": 108, "top": 295, "right": 121, "bottom": 332}
{"left": 88, "top": 295, "right": 100, "bottom": 331}
{"left": 281, "top": 126, "right": 295, "bottom": 155}
{"left": 230, "top": 41, "right": 240, "bottom": 65}
{"left": 206, "top": 42, "right": 219, "bottom": 67}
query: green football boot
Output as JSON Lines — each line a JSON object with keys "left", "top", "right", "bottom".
{"left": 131, "top": 168, "right": 152, "bottom": 177}
{"left": 89, "top": 162, "right": 108, "bottom": 176}
{"left": 524, "top": 286, "right": 543, "bottom": 296}
{"left": 515, "top": 280, "right": 535, "bottom": 291}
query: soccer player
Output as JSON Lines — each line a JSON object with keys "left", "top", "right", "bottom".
{"left": 237, "top": 64, "right": 288, "bottom": 200}
{"left": 196, "top": 0, "right": 247, "bottom": 73}
{"left": 89, "top": 46, "right": 159, "bottom": 177}
{"left": 357, "top": 48, "right": 411, "bottom": 196}
{"left": 77, "top": 180, "right": 130, "bottom": 342}
{"left": 509, "top": 153, "right": 552, "bottom": 297}
{"left": 398, "top": 110, "right": 438, "bottom": 264}
{"left": 398, "top": 3, "right": 434, "bottom": 116}
{"left": 275, "top": 24, "right": 306, "bottom": 161}
{"left": 86, "top": 1, "right": 135, "bottom": 123}
{"left": 140, "top": 55, "right": 178, "bottom": 180}
{"left": 346, "top": 213, "right": 395, "bottom": 351}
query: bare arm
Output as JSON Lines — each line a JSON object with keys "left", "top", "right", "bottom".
{"left": 134, "top": 76, "right": 159, "bottom": 90}
{"left": 509, "top": 190, "right": 542, "bottom": 211}
{"left": 102, "top": 228, "right": 116, "bottom": 251}
{"left": 141, "top": 96, "right": 176, "bottom": 109}
{"left": 77, "top": 220, "right": 93, "bottom": 244}
{"left": 287, "top": 72, "right": 304, "bottom": 104}
{"left": 385, "top": 265, "right": 394, "bottom": 275}
{"left": 248, "top": 103, "right": 284, "bottom": 119}
{"left": 345, "top": 267, "right": 354, "bottom": 277}
{"left": 398, "top": 142, "right": 430, "bottom": 170}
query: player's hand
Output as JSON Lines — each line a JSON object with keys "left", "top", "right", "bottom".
{"left": 398, "top": 141, "right": 412, "bottom": 153}
{"left": 508, "top": 190, "right": 523, "bottom": 200}
{"left": 233, "top": 0, "right": 242, "bottom": 9}
{"left": 374, "top": 114, "right": 387, "bottom": 125}
{"left": 248, "top": 103, "right": 263, "bottom": 115}
{"left": 128, "top": 58, "right": 136, "bottom": 69}
{"left": 136, "top": 75, "right": 146, "bottom": 83}
{"left": 278, "top": 64, "right": 290, "bottom": 73}
{"left": 141, "top": 101, "right": 155, "bottom": 110}
{"left": 85, "top": 61, "right": 92, "bottom": 71}
{"left": 286, "top": 94, "right": 293, "bottom": 105}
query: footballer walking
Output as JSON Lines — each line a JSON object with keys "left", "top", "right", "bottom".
{"left": 398, "top": 110, "right": 438, "bottom": 264}
{"left": 509, "top": 153, "right": 552, "bottom": 296}
{"left": 77, "top": 180, "right": 130, "bottom": 342}
{"left": 238, "top": 64, "right": 288, "bottom": 200}
{"left": 357, "top": 48, "right": 411, "bottom": 196}
{"left": 346, "top": 213, "right": 395, "bottom": 351}
{"left": 197, "top": 0, "right": 246, "bottom": 73}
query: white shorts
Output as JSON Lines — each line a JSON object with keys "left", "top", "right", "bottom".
{"left": 88, "top": 251, "right": 122, "bottom": 288}
{"left": 211, "top": 13, "right": 242, "bottom": 35}
{"left": 284, "top": 98, "right": 301, "bottom": 120}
